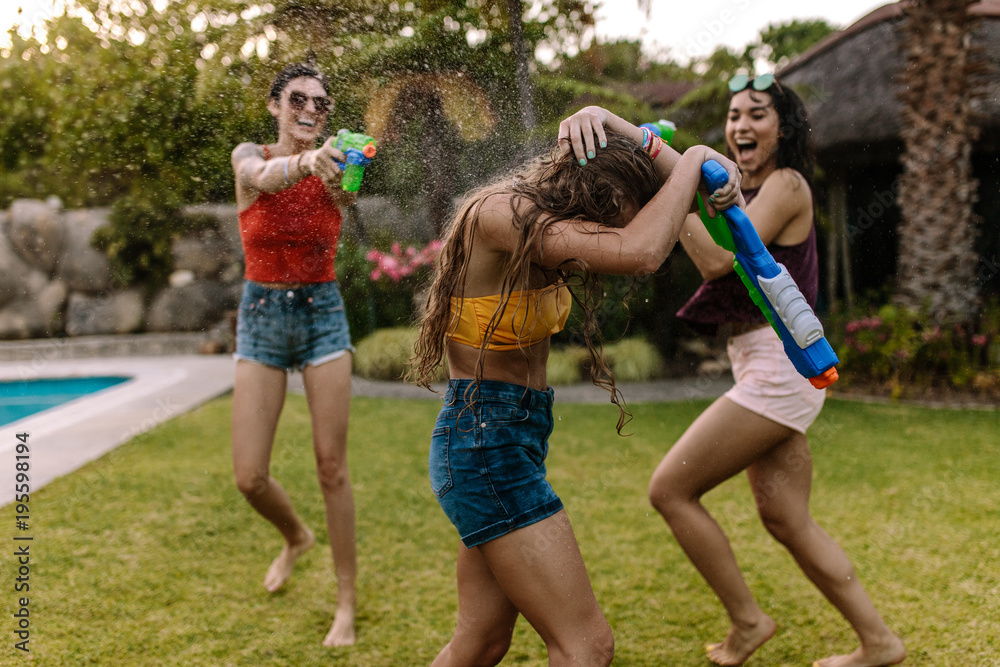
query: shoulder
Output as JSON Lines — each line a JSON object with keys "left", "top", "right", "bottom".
{"left": 759, "top": 168, "right": 812, "bottom": 210}
{"left": 760, "top": 168, "right": 811, "bottom": 199}
{"left": 232, "top": 142, "right": 263, "bottom": 164}
{"left": 475, "top": 192, "right": 517, "bottom": 235}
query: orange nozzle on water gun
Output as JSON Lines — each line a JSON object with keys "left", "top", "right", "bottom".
{"left": 809, "top": 367, "right": 839, "bottom": 390}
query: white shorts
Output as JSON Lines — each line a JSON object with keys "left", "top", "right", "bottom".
{"left": 723, "top": 326, "right": 825, "bottom": 434}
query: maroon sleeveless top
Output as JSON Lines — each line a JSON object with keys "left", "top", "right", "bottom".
{"left": 676, "top": 187, "right": 819, "bottom": 336}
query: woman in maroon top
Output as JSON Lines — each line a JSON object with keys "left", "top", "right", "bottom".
{"left": 230, "top": 62, "right": 357, "bottom": 647}
{"left": 647, "top": 77, "right": 905, "bottom": 667}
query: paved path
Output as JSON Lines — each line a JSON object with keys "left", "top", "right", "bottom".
{"left": 291, "top": 373, "right": 734, "bottom": 404}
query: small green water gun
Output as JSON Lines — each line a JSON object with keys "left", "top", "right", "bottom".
{"left": 333, "top": 129, "right": 377, "bottom": 192}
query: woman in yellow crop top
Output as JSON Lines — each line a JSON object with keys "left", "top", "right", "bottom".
{"left": 409, "top": 106, "right": 742, "bottom": 666}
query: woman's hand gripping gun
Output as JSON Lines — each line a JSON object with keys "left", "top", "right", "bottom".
{"left": 700, "top": 159, "right": 840, "bottom": 389}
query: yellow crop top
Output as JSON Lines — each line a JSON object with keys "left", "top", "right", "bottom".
{"left": 447, "top": 285, "right": 571, "bottom": 351}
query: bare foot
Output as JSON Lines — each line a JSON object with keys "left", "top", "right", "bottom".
{"left": 812, "top": 636, "right": 906, "bottom": 667}
{"left": 706, "top": 615, "right": 777, "bottom": 666}
{"left": 322, "top": 607, "right": 356, "bottom": 647}
{"left": 263, "top": 527, "right": 315, "bottom": 593}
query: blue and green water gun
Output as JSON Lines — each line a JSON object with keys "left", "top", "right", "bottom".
{"left": 333, "top": 129, "right": 377, "bottom": 192}
{"left": 642, "top": 120, "right": 839, "bottom": 388}
{"left": 699, "top": 160, "right": 839, "bottom": 388}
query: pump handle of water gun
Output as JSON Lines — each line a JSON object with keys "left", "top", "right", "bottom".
{"left": 701, "top": 159, "right": 840, "bottom": 389}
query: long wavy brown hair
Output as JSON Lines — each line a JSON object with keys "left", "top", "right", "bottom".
{"left": 410, "top": 130, "right": 660, "bottom": 431}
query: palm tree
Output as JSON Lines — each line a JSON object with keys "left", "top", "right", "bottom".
{"left": 505, "top": 0, "right": 536, "bottom": 131}
{"left": 894, "top": 0, "right": 983, "bottom": 322}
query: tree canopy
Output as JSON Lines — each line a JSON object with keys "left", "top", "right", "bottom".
{"left": 0, "top": 3, "right": 835, "bottom": 214}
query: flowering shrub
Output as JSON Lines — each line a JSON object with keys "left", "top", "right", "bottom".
{"left": 835, "top": 302, "right": 999, "bottom": 398}
{"left": 366, "top": 240, "right": 443, "bottom": 283}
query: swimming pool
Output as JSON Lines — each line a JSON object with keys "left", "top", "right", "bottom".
{"left": 0, "top": 376, "right": 131, "bottom": 427}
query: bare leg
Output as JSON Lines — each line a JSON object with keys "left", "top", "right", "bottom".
{"left": 747, "top": 436, "right": 905, "bottom": 667}
{"left": 232, "top": 360, "right": 315, "bottom": 593}
{"left": 434, "top": 511, "right": 614, "bottom": 667}
{"left": 431, "top": 545, "right": 519, "bottom": 667}
{"left": 648, "top": 397, "right": 784, "bottom": 665}
{"left": 302, "top": 355, "right": 357, "bottom": 647}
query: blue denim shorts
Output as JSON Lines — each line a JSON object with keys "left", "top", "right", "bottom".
{"left": 235, "top": 280, "right": 354, "bottom": 372}
{"left": 430, "top": 379, "right": 564, "bottom": 548}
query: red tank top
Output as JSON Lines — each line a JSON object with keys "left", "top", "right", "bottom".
{"left": 238, "top": 146, "right": 343, "bottom": 283}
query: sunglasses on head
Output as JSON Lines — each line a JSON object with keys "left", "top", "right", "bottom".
{"left": 728, "top": 73, "right": 780, "bottom": 94}
{"left": 288, "top": 91, "right": 332, "bottom": 114}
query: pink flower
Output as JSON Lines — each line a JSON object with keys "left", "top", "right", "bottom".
{"left": 972, "top": 334, "right": 987, "bottom": 346}
{"left": 366, "top": 240, "right": 444, "bottom": 283}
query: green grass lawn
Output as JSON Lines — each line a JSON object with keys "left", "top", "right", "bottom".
{"left": 3, "top": 394, "right": 998, "bottom": 666}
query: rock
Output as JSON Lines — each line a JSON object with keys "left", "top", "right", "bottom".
{"left": 55, "top": 208, "right": 113, "bottom": 292}
{"left": 182, "top": 203, "right": 242, "bottom": 263}
{"left": 169, "top": 270, "right": 196, "bottom": 288}
{"left": 0, "top": 280, "right": 68, "bottom": 339}
{"left": 7, "top": 198, "right": 65, "bottom": 272}
{"left": 172, "top": 229, "right": 228, "bottom": 278}
{"left": 145, "top": 280, "right": 236, "bottom": 333}
{"left": 201, "top": 312, "right": 238, "bottom": 355}
{"left": 64, "top": 289, "right": 145, "bottom": 337}
{"left": 219, "top": 262, "right": 244, "bottom": 285}
{"left": 0, "top": 236, "right": 42, "bottom": 308}
{"left": 697, "top": 358, "right": 731, "bottom": 377}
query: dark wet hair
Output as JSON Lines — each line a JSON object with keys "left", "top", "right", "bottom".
{"left": 738, "top": 79, "right": 816, "bottom": 187}
{"left": 268, "top": 62, "right": 330, "bottom": 101}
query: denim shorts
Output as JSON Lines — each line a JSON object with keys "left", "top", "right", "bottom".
{"left": 430, "top": 379, "right": 564, "bottom": 548}
{"left": 235, "top": 280, "right": 354, "bottom": 372}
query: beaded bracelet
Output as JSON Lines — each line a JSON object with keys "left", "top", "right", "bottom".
{"left": 640, "top": 127, "right": 652, "bottom": 153}
{"left": 648, "top": 135, "right": 663, "bottom": 160}
{"left": 283, "top": 157, "right": 292, "bottom": 184}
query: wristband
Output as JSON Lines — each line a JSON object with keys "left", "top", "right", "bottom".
{"left": 283, "top": 158, "right": 291, "bottom": 184}
{"left": 648, "top": 135, "right": 663, "bottom": 160}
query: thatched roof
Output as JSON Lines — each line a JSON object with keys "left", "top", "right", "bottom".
{"left": 624, "top": 80, "right": 698, "bottom": 109}
{"left": 777, "top": 1, "right": 1000, "bottom": 153}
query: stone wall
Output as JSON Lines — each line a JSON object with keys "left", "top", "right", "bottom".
{"left": 0, "top": 196, "right": 428, "bottom": 343}
{"left": 0, "top": 198, "right": 239, "bottom": 344}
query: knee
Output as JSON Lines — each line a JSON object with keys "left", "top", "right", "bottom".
{"left": 591, "top": 623, "right": 615, "bottom": 666}
{"left": 758, "top": 507, "right": 809, "bottom": 546}
{"left": 648, "top": 472, "right": 684, "bottom": 517}
{"left": 554, "top": 618, "right": 614, "bottom": 666}
{"left": 448, "top": 631, "right": 512, "bottom": 667}
{"left": 234, "top": 468, "right": 269, "bottom": 499}
{"left": 477, "top": 635, "right": 512, "bottom": 666}
{"left": 315, "top": 456, "right": 349, "bottom": 494}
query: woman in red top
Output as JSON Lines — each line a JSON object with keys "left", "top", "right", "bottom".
{"left": 230, "top": 62, "right": 357, "bottom": 647}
